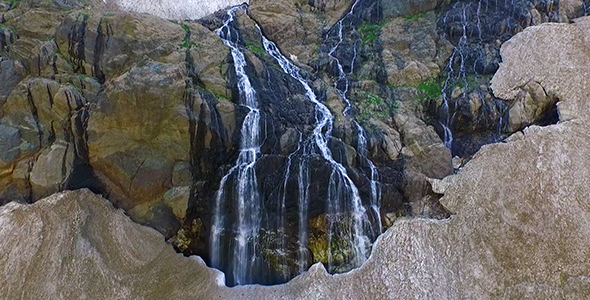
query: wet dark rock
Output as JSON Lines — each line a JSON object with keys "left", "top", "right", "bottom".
{"left": 0, "top": 123, "right": 20, "bottom": 163}
{"left": 382, "top": 0, "right": 439, "bottom": 18}
{"left": 0, "top": 59, "right": 25, "bottom": 101}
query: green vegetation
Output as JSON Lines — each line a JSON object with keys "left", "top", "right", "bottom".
{"left": 179, "top": 24, "right": 196, "bottom": 49}
{"left": 357, "top": 21, "right": 386, "bottom": 43}
{"left": 4, "top": 0, "right": 19, "bottom": 8}
{"left": 405, "top": 11, "right": 428, "bottom": 21}
{"left": 366, "top": 92, "right": 382, "bottom": 106}
{"left": 179, "top": 37, "right": 196, "bottom": 49}
{"left": 416, "top": 77, "right": 443, "bottom": 99}
{"left": 358, "top": 92, "right": 399, "bottom": 120}
{"left": 246, "top": 43, "right": 265, "bottom": 56}
{"left": 103, "top": 13, "right": 115, "bottom": 18}
{"left": 388, "top": 77, "right": 445, "bottom": 104}
{"left": 456, "top": 74, "right": 485, "bottom": 91}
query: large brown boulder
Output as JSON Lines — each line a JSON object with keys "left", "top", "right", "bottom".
{"left": 249, "top": 0, "right": 351, "bottom": 65}
{"left": 0, "top": 189, "right": 226, "bottom": 299}
{"left": 380, "top": 11, "right": 453, "bottom": 86}
{"left": 0, "top": 0, "right": 235, "bottom": 235}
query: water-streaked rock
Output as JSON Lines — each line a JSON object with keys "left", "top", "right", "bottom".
{"left": 2, "top": 18, "right": 590, "bottom": 299}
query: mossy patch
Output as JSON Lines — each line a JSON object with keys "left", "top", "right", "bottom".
{"left": 417, "top": 77, "right": 443, "bottom": 99}
{"left": 179, "top": 23, "right": 196, "bottom": 49}
{"left": 357, "top": 91, "right": 399, "bottom": 120}
{"left": 358, "top": 20, "right": 387, "bottom": 44}
{"left": 405, "top": 11, "right": 428, "bottom": 21}
{"left": 246, "top": 42, "right": 265, "bottom": 55}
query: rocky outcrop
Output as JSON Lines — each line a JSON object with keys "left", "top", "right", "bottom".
{"left": 248, "top": 0, "right": 351, "bottom": 65}
{"left": 0, "top": 0, "right": 235, "bottom": 233}
{"left": 0, "top": 189, "right": 227, "bottom": 299}
{"left": 381, "top": 11, "right": 452, "bottom": 87}
{"left": 2, "top": 18, "right": 590, "bottom": 299}
{"left": 429, "top": 0, "right": 585, "bottom": 157}
{"left": 381, "top": 0, "right": 439, "bottom": 18}
{"left": 2, "top": 0, "right": 425, "bottom": 283}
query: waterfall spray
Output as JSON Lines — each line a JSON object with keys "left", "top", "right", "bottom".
{"left": 211, "top": 5, "right": 263, "bottom": 285}
{"left": 260, "top": 26, "right": 372, "bottom": 272}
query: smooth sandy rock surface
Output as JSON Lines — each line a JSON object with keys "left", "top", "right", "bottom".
{"left": 2, "top": 18, "right": 590, "bottom": 299}
{"left": 106, "top": 0, "right": 249, "bottom": 20}
{"left": 0, "top": 189, "right": 225, "bottom": 299}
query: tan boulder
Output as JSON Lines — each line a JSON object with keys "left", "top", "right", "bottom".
{"left": 505, "top": 81, "right": 558, "bottom": 132}
{"left": 249, "top": 0, "right": 349, "bottom": 65}
{"left": 394, "top": 110, "right": 453, "bottom": 179}
{"left": 381, "top": 12, "right": 452, "bottom": 87}
{"left": 30, "top": 140, "right": 75, "bottom": 200}
{"left": 368, "top": 119, "right": 402, "bottom": 161}
{"left": 87, "top": 60, "right": 188, "bottom": 211}
{"left": 0, "top": 78, "right": 92, "bottom": 169}
{"left": 162, "top": 186, "right": 191, "bottom": 220}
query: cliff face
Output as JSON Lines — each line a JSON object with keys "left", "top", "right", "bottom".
{"left": 1, "top": 0, "right": 459, "bottom": 285}
{"left": 2, "top": 17, "right": 590, "bottom": 298}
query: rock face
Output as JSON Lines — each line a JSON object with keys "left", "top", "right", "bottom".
{"left": 1, "top": 0, "right": 454, "bottom": 285}
{"left": 431, "top": 0, "right": 585, "bottom": 157}
{"left": 248, "top": 0, "right": 352, "bottom": 65}
{"left": 2, "top": 19, "right": 590, "bottom": 299}
{"left": 0, "top": 1, "right": 233, "bottom": 227}
{"left": 381, "top": 0, "right": 438, "bottom": 18}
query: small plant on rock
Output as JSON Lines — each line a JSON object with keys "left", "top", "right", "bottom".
{"left": 246, "top": 43, "right": 265, "bottom": 55}
{"left": 358, "top": 21, "right": 386, "bottom": 44}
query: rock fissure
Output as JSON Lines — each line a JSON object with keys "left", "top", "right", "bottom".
{"left": 67, "top": 14, "right": 87, "bottom": 75}
{"left": 25, "top": 84, "right": 43, "bottom": 147}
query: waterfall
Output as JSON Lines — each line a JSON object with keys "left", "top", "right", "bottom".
{"left": 279, "top": 131, "right": 302, "bottom": 278}
{"left": 260, "top": 26, "right": 372, "bottom": 272}
{"left": 354, "top": 122, "right": 381, "bottom": 237}
{"left": 208, "top": 2, "right": 385, "bottom": 284}
{"left": 210, "top": 6, "right": 263, "bottom": 286}
{"left": 440, "top": 3, "right": 472, "bottom": 150}
{"left": 327, "top": 0, "right": 361, "bottom": 116}
{"left": 324, "top": 0, "right": 382, "bottom": 237}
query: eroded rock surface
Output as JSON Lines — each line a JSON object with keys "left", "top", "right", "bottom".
{"left": 0, "top": 189, "right": 226, "bottom": 299}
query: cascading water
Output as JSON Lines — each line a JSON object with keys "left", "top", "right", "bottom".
{"left": 327, "top": 0, "right": 361, "bottom": 116}
{"left": 208, "top": 2, "right": 387, "bottom": 285}
{"left": 260, "top": 26, "right": 373, "bottom": 273}
{"left": 323, "top": 0, "right": 382, "bottom": 238}
{"left": 211, "top": 6, "right": 263, "bottom": 286}
{"left": 437, "top": 0, "right": 564, "bottom": 156}
{"left": 440, "top": 3, "right": 469, "bottom": 150}
{"left": 354, "top": 122, "right": 381, "bottom": 237}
